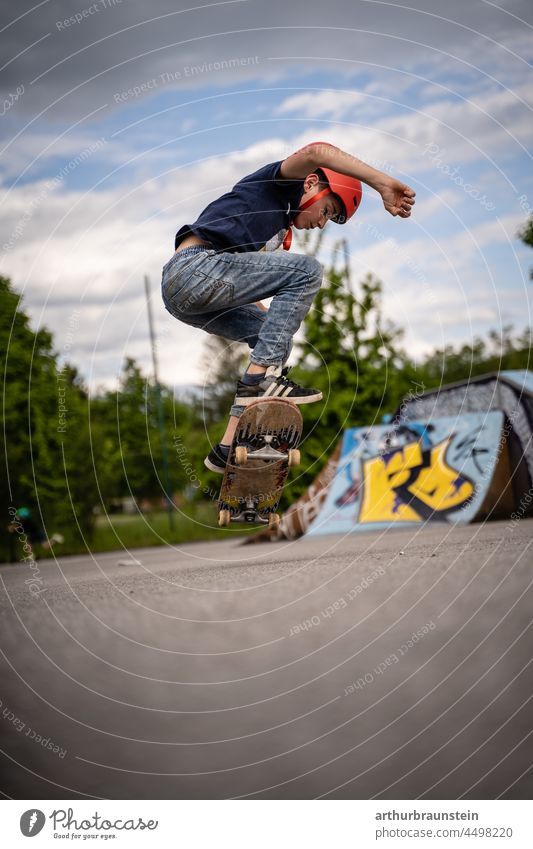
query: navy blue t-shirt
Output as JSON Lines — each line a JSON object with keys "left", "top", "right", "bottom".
{"left": 174, "top": 161, "right": 305, "bottom": 252}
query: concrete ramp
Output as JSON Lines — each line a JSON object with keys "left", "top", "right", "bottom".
{"left": 395, "top": 368, "right": 533, "bottom": 490}
{"left": 307, "top": 411, "right": 515, "bottom": 536}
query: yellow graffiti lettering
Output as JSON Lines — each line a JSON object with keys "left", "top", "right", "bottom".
{"left": 410, "top": 440, "right": 474, "bottom": 510}
{"left": 360, "top": 442, "right": 422, "bottom": 522}
{"left": 359, "top": 438, "right": 475, "bottom": 523}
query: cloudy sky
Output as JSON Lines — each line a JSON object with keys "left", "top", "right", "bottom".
{"left": 1, "top": 0, "right": 532, "bottom": 391}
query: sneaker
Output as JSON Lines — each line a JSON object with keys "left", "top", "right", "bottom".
{"left": 235, "top": 366, "right": 323, "bottom": 405}
{"left": 204, "top": 443, "right": 230, "bottom": 474}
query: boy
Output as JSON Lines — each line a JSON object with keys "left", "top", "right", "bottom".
{"left": 161, "top": 141, "right": 415, "bottom": 473}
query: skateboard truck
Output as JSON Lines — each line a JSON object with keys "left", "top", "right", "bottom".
{"left": 235, "top": 441, "right": 301, "bottom": 467}
{"left": 238, "top": 445, "right": 285, "bottom": 462}
{"left": 218, "top": 504, "right": 281, "bottom": 527}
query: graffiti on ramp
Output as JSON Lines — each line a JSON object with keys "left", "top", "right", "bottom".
{"left": 307, "top": 411, "right": 510, "bottom": 536}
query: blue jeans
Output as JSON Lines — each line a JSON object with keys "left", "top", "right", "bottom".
{"left": 161, "top": 246, "right": 323, "bottom": 417}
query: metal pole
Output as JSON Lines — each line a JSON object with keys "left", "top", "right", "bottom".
{"left": 144, "top": 274, "right": 175, "bottom": 530}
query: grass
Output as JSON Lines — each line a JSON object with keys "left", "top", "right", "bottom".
{"left": 2, "top": 502, "right": 257, "bottom": 562}
{"left": 91, "top": 503, "right": 250, "bottom": 549}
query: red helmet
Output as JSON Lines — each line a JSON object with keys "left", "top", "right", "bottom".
{"left": 319, "top": 167, "right": 362, "bottom": 222}
{"left": 298, "top": 168, "right": 363, "bottom": 223}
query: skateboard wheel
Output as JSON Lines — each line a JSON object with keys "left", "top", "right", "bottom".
{"left": 218, "top": 509, "right": 231, "bottom": 527}
{"left": 235, "top": 446, "right": 248, "bottom": 465}
{"left": 268, "top": 512, "right": 280, "bottom": 530}
{"left": 288, "top": 448, "right": 301, "bottom": 467}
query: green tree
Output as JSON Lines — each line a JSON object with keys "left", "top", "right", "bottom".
{"left": 99, "top": 357, "right": 166, "bottom": 500}
{"left": 92, "top": 357, "right": 200, "bottom": 507}
{"left": 0, "top": 276, "right": 64, "bottom": 517}
{"left": 414, "top": 324, "right": 532, "bottom": 389}
{"left": 200, "top": 335, "right": 249, "bottom": 427}
{"left": 290, "top": 237, "right": 413, "bottom": 499}
{"left": 54, "top": 363, "right": 108, "bottom": 538}
{"left": 0, "top": 276, "right": 102, "bottom": 556}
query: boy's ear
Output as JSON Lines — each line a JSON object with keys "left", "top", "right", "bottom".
{"left": 303, "top": 172, "right": 320, "bottom": 192}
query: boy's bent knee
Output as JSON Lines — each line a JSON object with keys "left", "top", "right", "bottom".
{"left": 290, "top": 254, "right": 322, "bottom": 292}
{"left": 303, "top": 256, "right": 323, "bottom": 292}
{"left": 300, "top": 255, "right": 323, "bottom": 278}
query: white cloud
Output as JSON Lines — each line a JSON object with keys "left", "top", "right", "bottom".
{"left": 1, "top": 101, "right": 530, "bottom": 390}
{"left": 378, "top": 82, "right": 533, "bottom": 168}
{"left": 340, "top": 210, "right": 531, "bottom": 357}
{"left": 0, "top": 129, "right": 114, "bottom": 185}
{"left": 2, "top": 0, "right": 530, "bottom": 124}
{"left": 276, "top": 90, "right": 371, "bottom": 119}
{"left": 271, "top": 82, "right": 530, "bottom": 188}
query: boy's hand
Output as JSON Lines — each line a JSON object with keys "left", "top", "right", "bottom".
{"left": 378, "top": 177, "right": 416, "bottom": 218}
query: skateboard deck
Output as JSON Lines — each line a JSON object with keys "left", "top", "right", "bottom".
{"left": 217, "top": 398, "right": 303, "bottom": 527}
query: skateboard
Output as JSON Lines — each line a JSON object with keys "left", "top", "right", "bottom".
{"left": 217, "top": 398, "right": 303, "bottom": 528}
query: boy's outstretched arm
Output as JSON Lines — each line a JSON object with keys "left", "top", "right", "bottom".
{"left": 279, "top": 142, "right": 416, "bottom": 218}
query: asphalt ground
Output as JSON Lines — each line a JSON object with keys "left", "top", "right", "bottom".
{"left": 0, "top": 518, "right": 532, "bottom": 800}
